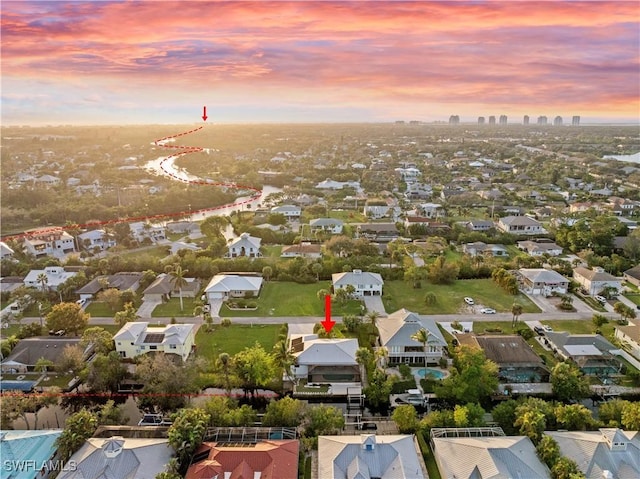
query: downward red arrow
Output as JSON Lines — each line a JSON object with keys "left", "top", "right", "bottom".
{"left": 202, "top": 106, "right": 208, "bottom": 121}
{"left": 321, "top": 294, "right": 336, "bottom": 334}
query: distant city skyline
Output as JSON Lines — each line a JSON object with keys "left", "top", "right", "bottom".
{"left": 1, "top": 1, "right": 639, "bottom": 125}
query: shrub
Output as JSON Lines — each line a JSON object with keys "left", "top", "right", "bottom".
{"left": 451, "top": 321, "right": 463, "bottom": 331}
{"left": 518, "top": 328, "right": 534, "bottom": 340}
{"left": 399, "top": 364, "right": 412, "bottom": 379}
{"left": 438, "top": 357, "right": 448, "bottom": 369}
{"left": 220, "top": 318, "right": 232, "bottom": 327}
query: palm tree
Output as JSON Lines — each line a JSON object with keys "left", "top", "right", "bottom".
{"left": 511, "top": 303, "right": 524, "bottom": 327}
{"left": 411, "top": 328, "right": 432, "bottom": 367}
{"left": 169, "top": 265, "right": 189, "bottom": 312}
{"left": 365, "top": 311, "right": 381, "bottom": 329}
{"left": 36, "top": 273, "right": 49, "bottom": 293}
{"left": 217, "top": 352, "right": 233, "bottom": 396}
{"left": 272, "top": 339, "right": 296, "bottom": 384}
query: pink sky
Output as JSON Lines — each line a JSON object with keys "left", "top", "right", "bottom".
{"left": 2, "top": 1, "right": 639, "bottom": 124}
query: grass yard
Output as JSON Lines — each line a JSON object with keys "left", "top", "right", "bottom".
{"left": 540, "top": 319, "right": 616, "bottom": 338}
{"left": 623, "top": 293, "right": 640, "bottom": 306}
{"left": 85, "top": 301, "right": 117, "bottom": 317}
{"left": 0, "top": 324, "right": 21, "bottom": 339}
{"left": 262, "top": 245, "right": 282, "bottom": 258}
{"left": 195, "top": 323, "right": 282, "bottom": 361}
{"left": 221, "top": 282, "right": 364, "bottom": 317}
{"left": 327, "top": 209, "right": 367, "bottom": 223}
{"left": 151, "top": 297, "right": 199, "bottom": 317}
{"left": 119, "top": 245, "right": 170, "bottom": 260}
{"left": 382, "top": 279, "right": 540, "bottom": 315}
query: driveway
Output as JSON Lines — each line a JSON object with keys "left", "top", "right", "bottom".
{"left": 208, "top": 299, "right": 223, "bottom": 318}
{"left": 136, "top": 300, "right": 161, "bottom": 318}
{"left": 364, "top": 295, "right": 387, "bottom": 316}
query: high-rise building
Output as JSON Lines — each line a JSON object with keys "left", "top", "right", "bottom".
{"left": 488, "top": 116, "right": 496, "bottom": 125}
{"left": 449, "top": 115, "right": 460, "bottom": 125}
{"left": 499, "top": 115, "right": 508, "bottom": 125}
{"left": 523, "top": 115, "right": 530, "bottom": 125}
{"left": 537, "top": 116, "right": 548, "bottom": 125}
{"left": 554, "top": 116, "right": 563, "bottom": 126}
{"left": 572, "top": 115, "right": 580, "bottom": 126}
{"left": 478, "top": 116, "right": 485, "bottom": 125}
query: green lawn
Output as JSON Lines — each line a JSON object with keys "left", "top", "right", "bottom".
{"left": 151, "top": 297, "right": 199, "bottom": 317}
{"left": 221, "top": 282, "right": 364, "bottom": 317}
{"left": 85, "top": 302, "right": 117, "bottom": 317}
{"left": 41, "top": 374, "right": 75, "bottom": 389}
{"left": 382, "top": 279, "right": 540, "bottom": 315}
{"left": 623, "top": 293, "right": 640, "bottom": 306}
{"left": 540, "top": 319, "right": 616, "bottom": 338}
{"left": 262, "top": 245, "right": 282, "bottom": 258}
{"left": 195, "top": 323, "right": 282, "bottom": 360}
{"left": 119, "top": 245, "right": 170, "bottom": 260}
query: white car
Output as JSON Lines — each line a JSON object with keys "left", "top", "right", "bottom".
{"left": 480, "top": 308, "right": 496, "bottom": 314}
{"left": 464, "top": 297, "right": 474, "bottom": 305}
{"left": 594, "top": 295, "right": 607, "bottom": 304}
{"left": 543, "top": 325, "right": 553, "bottom": 332}
{"left": 76, "top": 299, "right": 87, "bottom": 306}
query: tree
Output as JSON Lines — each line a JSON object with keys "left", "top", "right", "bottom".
{"left": 36, "top": 272, "right": 49, "bottom": 292}
{"left": 551, "top": 457, "right": 585, "bottom": 479}
{"left": 167, "top": 408, "right": 210, "bottom": 469}
{"left": 536, "top": 435, "right": 561, "bottom": 468}
{"left": 355, "top": 347, "right": 374, "bottom": 374}
{"left": 272, "top": 339, "right": 295, "bottom": 383}
{"left": 514, "top": 408, "right": 546, "bottom": 444}
{"left": 0, "top": 387, "right": 60, "bottom": 430}
{"left": 316, "top": 289, "right": 330, "bottom": 301}
{"left": 436, "top": 345, "right": 499, "bottom": 404}
{"left": 511, "top": 303, "right": 523, "bottom": 327}
{"left": 411, "top": 328, "right": 432, "bottom": 366}
{"left": 86, "top": 351, "right": 127, "bottom": 393}
{"left": 114, "top": 302, "right": 137, "bottom": 327}
{"left": 614, "top": 301, "right": 627, "bottom": 320}
{"left": 365, "top": 310, "right": 381, "bottom": 329}
{"left": 262, "top": 266, "right": 273, "bottom": 281}
{"left": 305, "top": 404, "right": 345, "bottom": 437}
{"left": 169, "top": 265, "right": 189, "bottom": 312}
{"left": 424, "top": 291, "right": 437, "bottom": 305}
{"left": 97, "top": 288, "right": 123, "bottom": 312}
{"left": 491, "top": 399, "right": 519, "bottom": 435}
{"left": 555, "top": 403, "right": 593, "bottom": 431}
{"left": 550, "top": 362, "right": 590, "bottom": 402}
{"left": 262, "top": 397, "right": 305, "bottom": 427}
{"left": 427, "top": 255, "right": 459, "bottom": 284}
{"left": 598, "top": 399, "right": 630, "bottom": 427}
{"left": 233, "top": 343, "right": 277, "bottom": 397}
{"left": 56, "top": 409, "right": 99, "bottom": 462}
{"left": 98, "top": 399, "right": 129, "bottom": 425}
{"left": 622, "top": 401, "right": 640, "bottom": 430}
{"left": 392, "top": 404, "right": 419, "bottom": 433}
{"left": 56, "top": 344, "right": 86, "bottom": 376}
{"left": 592, "top": 314, "right": 608, "bottom": 329}
{"left": 364, "top": 368, "right": 393, "bottom": 410}
{"left": 35, "top": 356, "right": 54, "bottom": 375}
{"left": 216, "top": 352, "right": 235, "bottom": 395}
{"left": 46, "top": 302, "right": 89, "bottom": 335}
{"left": 311, "top": 262, "right": 323, "bottom": 281}
{"left": 203, "top": 396, "right": 234, "bottom": 426}
{"left": 80, "top": 327, "right": 114, "bottom": 355}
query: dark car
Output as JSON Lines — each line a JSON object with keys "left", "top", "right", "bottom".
{"left": 534, "top": 326, "right": 545, "bottom": 336}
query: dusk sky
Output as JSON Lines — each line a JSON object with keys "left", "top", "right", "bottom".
{"left": 2, "top": 1, "right": 639, "bottom": 125}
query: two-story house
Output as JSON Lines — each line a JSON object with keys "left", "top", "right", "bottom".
{"left": 497, "top": 216, "right": 546, "bottom": 235}
{"left": 23, "top": 229, "right": 76, "bottom": 258}
{"left": 573, "top": 266, "right": 622, "bottom": 296}
{"left": 271, "top": 204, "right": 302, "bottom": 221}
{"left": 332, "top": 269, "right": 383, "bottom": 297}
{"left": 309, "top": 218, "right": 344, "bottom": 234}
{"left": 78, "top": 229, "right": 116, "bottom": 251}
{"left": 226, "top": 232, "right": 262, "bottom": 258}
{"left": 114, "top": 322, "right": 195, "bottom": 361}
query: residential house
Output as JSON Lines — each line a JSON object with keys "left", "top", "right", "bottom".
{"left": 309, "top": 218, "right": 344, "bottom": 234}
{"left": 615, "top": 318, "right": 640, "bottom": 360}
{"left": 226, "top": 232, "right": 262, "bottom": 258}
{"left": 0, "top": 241, "right": 15, "bottom": 260}
{"left": 395, "top": 167, "right": 422, "bottom": 183}
{"left": 165, "top": 220, "right": 200, "bottom": 234}
{"left": 23, "top": 229, "right": 76, "bottom": 257}
{"left": 332, "top": 269, "right": 383, "bottom": 297}
{"left": 185, "top": 439, "right": 299, "bottom": 479}
{"left": 142, "top": 273, "right": 200, "bottom": 302}
{"left": 364, "top": 200, "right": 392, "bottom": 219}
{"left": 114, "top": 322, "right": 195, "bottom": 361}
{"left": 517, "top": 239, "right": 563, "bottom": 257}
{"left": 1, "top": 338, "right": 85, "bottom": 374}
{"left": 463, "top": 242, "right": 508, "bottom": 257}
{"left": 0, "top": 430, "right": 63, "bottom": 479}
{"left": 271, "top": 204, "right": 301, "bottom": 220}
{"left": 0, "top": 276, "right": 25, "bottom": 295}
{"left": 35, "top": 174, "right": 61, "bottom": 187}
{"left": 169, "top": 241, "right": 202, "bottom": 255}
{"left": 75, "top": 272, "right": 143, "bottom": 301}
{"left": 517, "top": 268, "right": 569, "bottom": 296}
{"left": 623, "top": 265, "right": 640, "bottom": 287}
{"left": 418, "top": 202, "right": 444, "bottom": 218}
{"left": 573, "top": 266, "right": 623, "bottom": 296}
{"left": 377, "top": 309, "right": 447, "bottom": 365}
{"left": 431, "top": 429, "right": 551, "bottom": 479}
{"left": 465, "top": 220, "right": 494, "bottom": 232}
{"left": 497, "top": 216, "right": 546, "bottom": 235}
{"left": 405, "top": 182, "right": 432, "bottom": 199}
{"left": 315, "top": 179, "right": 361, "bottom": 190}
{"left": 290, "top": 334, "right": 361, "bottom": 386}
{"left": 546, "top": 428, "right": 640, "bottom": 479}
{"left": 458, "top": 334, "right": 549, "bottom": 383}
{"left": 129, "top": 221, "right": 166, "bottom": 243}
{"left": 77, "top": 229, "right": 116, "bottom": 251}
{"left": 356, "top": 223, "right": 399, "bottom": 242}
{"left": 544, "top": 332, "right": 621, "bottom": 377}
{"left": 318, "top": 435, "right": 425, "bottom": 479}
{"left": 24, "top": 266, "right": 77, "bottom": 291}
{"left": 204, "top": 274, "right": 263, "bottom": 302}
{"left": 58, "top": 437, "right": 174, "bottom": 479}
{"left": 281, "top": 243, "right": 323, "bottom": 259}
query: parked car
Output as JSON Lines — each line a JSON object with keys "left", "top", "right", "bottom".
{"left": 543, "top": 325, "right": 553, "bottom": 332}
{"left": 594, "top": 295, "right": 607, "bottom": 304}
{"left": 357, "top": 422, "right": 378, "bottom": 431}
{"left": 76, "top": 299, "right": 87, "bottom": 306}
{"left": 464, "top": 297, "right": 474, "bottom": 305}
{"left": 534, "top": 326, "right": 545, "bottom": 336}
{"left": 138, "top": 414, "right": 172, "bottom": 426}
{"left": 49, "top": 329, "right": 65, "bottom": 336}
{"left": 480, "top": 308, "right": 496, "bottom": 314}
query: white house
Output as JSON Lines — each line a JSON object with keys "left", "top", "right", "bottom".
{"left": 289, "top": 334, "right": 360, "bottom": 386}
{"left": 129, "top": 221, "right": 166, "bottom": 243}
{"left": 463, "top": 242, "right": 508, "bottom": 257}
{"left": 23, "top": 229, "right": 76, "bottom": 257}
{"left": 573, "top": 266, "right": 622, "bottom": 296}
{"left": 377, "top": 309, "right": 447, "bottom": 365}
{"left": 309, "top": 218, "right": 344, "bottom": 234}
{"left": 418, "top": 203, "right": 444, "bottom": 219}
{"left": 78, "top": 229, "right": 116, "bottom": 251}
{"left": 271, "top": 204, "right": 301, "bottom": 220}
{"left": 204, "top": 274, "right": 263, "bottom": 302}
{"left": 497, "top": 216, "right": 546, "bottom": 235}
{"left": 315, "top": 179, "right": 361, "bottom": 190}
{"left": 281, "top": 243, "right": 323, "bottom": 259}
{"left": 517, "top": 240, "right": 563, "bottom": 257}
{"left": 0, "top": 241, "right": 15, "bottom": 260}
{"left": 364, "top": 202, "right": 392, "bottom": 219}
{"left": 615, "top": 318, "right": 640, "bottom": 360}
{"left": 517, "top": 268, "right": 569, "bottom": 296}
{"left": 114, "top": 322, "right": 195, "bottom": 361}
{"left": 24, "top": 266, "right": 77, "bottom": 291}
{"left": 226, "top": 232, "right": 262, "bottom": 258}
{"left": 332, "top": 269, "right": 383, "bottom": 297}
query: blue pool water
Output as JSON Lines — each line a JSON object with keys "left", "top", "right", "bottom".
{"left": 417, "top": 368, "right": 446, "bottom": 379}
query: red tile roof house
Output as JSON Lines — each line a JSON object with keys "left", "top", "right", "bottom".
{"left": 185, "top": 439, "right": 299, "bottom": 479}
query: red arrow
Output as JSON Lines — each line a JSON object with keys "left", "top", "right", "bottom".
{"left": 321, "top": 294, "right": 336, "bottom": 334}
{"left": 202, "top": 106, "right": 208, "bottom": 121}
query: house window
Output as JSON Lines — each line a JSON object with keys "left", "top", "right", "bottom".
{"left": 170, "top": 344, "right": 177, "bottom": 349}
{"left": 150, "top": 345, "right": 157, "bottom": 350}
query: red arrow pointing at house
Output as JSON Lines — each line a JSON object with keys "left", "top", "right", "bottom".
{"left": 202, "top": 106, "right": 208, "bottom": 121}
{"left": 321, "top": 294, "right": 336, "bottom": 334}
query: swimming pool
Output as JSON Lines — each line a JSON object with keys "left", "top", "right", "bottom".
{"left": 417, "top": 368, "right": 446, "bottom": 379}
